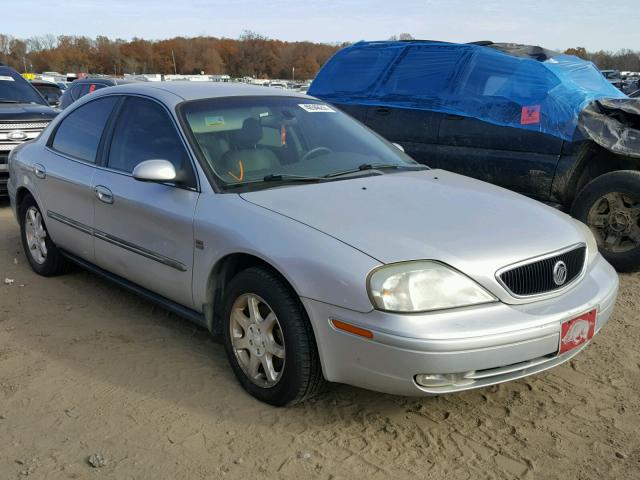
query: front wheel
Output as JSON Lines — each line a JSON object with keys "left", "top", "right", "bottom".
{"left": 571, "top": 170, "right": 640, "bottom": 272}
{"left": 222, "top": 267, "right": 325, "bottom": 406}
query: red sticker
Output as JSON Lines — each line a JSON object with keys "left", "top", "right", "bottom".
{"left": 521, "top": 105, "right": 540, "bottom": 125}
{"left": 559, "top": 309, "right": 596, "bottom": 355}
{"left": 89, "top": 84, "right": 97, "bottom": 93}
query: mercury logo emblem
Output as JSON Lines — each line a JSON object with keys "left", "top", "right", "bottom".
{"left": 553, "top": 260, "right": 568, "bottom": 286}
{"left": 7, "top": 130, "right": 27, "bottom": 141}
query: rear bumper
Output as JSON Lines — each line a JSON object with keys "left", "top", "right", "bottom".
{"left": 303, "top": 254, "right": 618, "bottom": 396}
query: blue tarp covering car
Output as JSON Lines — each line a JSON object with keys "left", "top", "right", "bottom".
{"left": 309, "top": 41, "right": 631, "bottom": 147}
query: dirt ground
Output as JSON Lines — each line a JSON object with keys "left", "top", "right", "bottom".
{"left": 0, "top": 199, "right": 639, "bottom": 480}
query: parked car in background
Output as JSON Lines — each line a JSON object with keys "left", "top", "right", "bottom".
{"left": 7, "top": 82, "right": 617, "bottom": 405}
{"left": 630, "top": 90, "right": 640, "bottom": 98}
{"left": 309, "top": 40, "right": 640, "bottom": 272}
{"left": 0, "top": 63, "right": 58, "bottom": 197}
{"left": 59, "top": 77, "right": 139, "bottom": 109}
{"left": 601, "top": 69, "right": 624, "bottom": 90}
{"left": 30, "top": 79, "right": 63, "bottom": 107}
{"left": 56, "top": 81, "right": 69, "bottom": 91}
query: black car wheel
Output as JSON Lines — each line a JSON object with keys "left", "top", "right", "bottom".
{"left": 19, "top": 194, "right": 69, "bottom": 276}
{"left": 222, "top": 267, "right": 325, "bottom": 406}
{"left": 572, "top": 170, "right": 640, "bottom": 272}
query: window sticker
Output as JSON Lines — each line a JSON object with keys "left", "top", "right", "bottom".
{"left": 0, "top": 75, "right": 15, "bottom": 82}
{"left": 89, "top": 84, "right": 97, "bottom": 93}
{"left": 521, "top": 105, "right": 541, "bottom": 125}
{"left": 298, "top": 103, "right": 336, "bottom": 113}
{"left": 205, "top": 115, "right": 225, "bottom": 127}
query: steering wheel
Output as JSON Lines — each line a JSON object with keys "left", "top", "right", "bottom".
{"left": 301, "top": 146, "right": 333, "bottom": 162}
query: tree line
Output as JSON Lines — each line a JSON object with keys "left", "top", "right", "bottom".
{"left": 0, "top": 32, "right": 343, "bottom": 80}
{"left": 1, "top": 32, "right": 639, "bottom": 80}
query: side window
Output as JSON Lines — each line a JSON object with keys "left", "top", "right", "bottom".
{"left": 310, "top": 47, "right": 397, "bottom": 95}
{"left": 107, "top": 97, "right": 195, "bottom": 187}
{"left": 51, "top": 96, "right": 118, "bottom": 163}
{"left": 382, "top": 45, "right": 468, "bottom": 97}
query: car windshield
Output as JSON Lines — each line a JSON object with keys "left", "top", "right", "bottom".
{"left": 180, "top": 96, "right": 423, "bottom": 188}
{"left": 0, "top": 69, "right": 48, "bottom": 105}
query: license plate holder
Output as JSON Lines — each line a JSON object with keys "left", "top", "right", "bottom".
{"left": 559, "top": 309, "right": 596, "bottom": 355}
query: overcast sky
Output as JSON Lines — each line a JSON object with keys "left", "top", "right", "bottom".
{"left": 5, "top": 0, "right": 639, "bottom": 52}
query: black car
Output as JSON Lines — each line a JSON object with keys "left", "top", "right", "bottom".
{"left": 309, "top": 40, "right": 640, "bottom": 271}
{"left": 29, "top": 79, "right": 63, "bottom": 106}
{"left": 59, "top": 77, "right": 139, "bottom": 109}
{"left": 0, "top": 64, "right": 58, "bottom": 197}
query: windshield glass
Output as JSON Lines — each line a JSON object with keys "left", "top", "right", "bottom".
{"left": 32, "top": 84, "right": 61, "bottom": 103}
{"left": 0, "top": 69, "right": 48, "bottom": 105}
{"left": 180, "top": 96, "right": 421, "bottom": 188}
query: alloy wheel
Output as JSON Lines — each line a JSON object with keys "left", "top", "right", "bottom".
{"left": 587, "top": 192, "right": 640, "bottom": 253}
{"left": 24, "top": 206, "right": 48, "bottom": 265}
{"left": 229, "top": 293, "right": 286, "bottom": 388}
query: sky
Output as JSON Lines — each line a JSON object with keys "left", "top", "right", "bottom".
{"left": 4, "top": 0, "right": 639, "bottom": 52}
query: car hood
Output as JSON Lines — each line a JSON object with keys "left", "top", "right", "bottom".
{"left": 240, "top": 170, "right": 585, "bottom": 298}
{"left": 0, "top": 103, "right": 58, "bottom": 121}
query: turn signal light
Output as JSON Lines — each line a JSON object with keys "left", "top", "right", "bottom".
{"left": 331, "top": 319, "right": 373, "bottom": 339}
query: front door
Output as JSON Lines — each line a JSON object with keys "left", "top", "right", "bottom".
{"left": 92, "top": 96, "right": 200, "bottom": 308}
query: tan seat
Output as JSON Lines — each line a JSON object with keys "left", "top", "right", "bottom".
{"left": 220, "top": 118, "right": 279, "bottom": 178}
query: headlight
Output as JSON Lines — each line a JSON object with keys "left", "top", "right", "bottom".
{"left": 573, "top": 219, "right": 599, "bottom": 265}
{"left": 368, "top": 261, "right": 497, "bottom": 313}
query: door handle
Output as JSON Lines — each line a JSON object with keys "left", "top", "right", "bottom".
{"left": 94, "top": 185, "right": 114, "bottom": 204}
{"left": 33, "top": 164, "right": 46, "bottom": 179}
{"left": 445, "top": 114, "right": 465, "bottom": 120}
{"left": 374, "top": 107, "right": 391, "bottom": 115}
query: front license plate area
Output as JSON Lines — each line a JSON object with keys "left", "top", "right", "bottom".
{"left": 559, "top": 309, "right": 596, "bottom": 355}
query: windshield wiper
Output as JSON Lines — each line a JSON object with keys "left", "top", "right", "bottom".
{"left": 324, "top": 163, "right": 428, "bottom": 179}
{"left": 223, "top": 174, "right": 325, "bottom": 190}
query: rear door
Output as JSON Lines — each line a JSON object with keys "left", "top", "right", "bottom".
{"left": 92, "top": 95, "right": 199, "bottom": 308}
{"left": 40, "top": 96, "right": 119, "bottom": 261}
{"left": 434, "top": 53, "right": 564, "bottom": 200}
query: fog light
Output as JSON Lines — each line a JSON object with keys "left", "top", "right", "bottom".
{"left": 415, "top": 373, "right": 475, "bottom": 388}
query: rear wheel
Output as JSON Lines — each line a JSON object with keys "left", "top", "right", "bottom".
{"left": 19, "top": 194, "right": 69, "bottom": 276}
{"left": 222, "top": 267, "right": 325, "bottom": 406}
{"left": 571, "top": 170, "right": 640, "bottom": 272}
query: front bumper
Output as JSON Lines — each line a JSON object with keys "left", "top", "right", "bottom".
{"left": 302, "top": 254, "right": 618, "bottom": 396}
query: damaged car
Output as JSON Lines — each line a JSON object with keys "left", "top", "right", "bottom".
{"left": 7, "top": 83, "right": 618, "bottom": 405}
{"left": 309, "top": 41, "right": 640, "bottom": 272}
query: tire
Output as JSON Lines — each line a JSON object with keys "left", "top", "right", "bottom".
{"left": 222, "top": 267, "right": 325, "bottom": 406}
{"left": 19, "top": 194, "right": 70, "bottom": 276}
{"left": 571, "top": 170, "right": 640, "bottom": 272}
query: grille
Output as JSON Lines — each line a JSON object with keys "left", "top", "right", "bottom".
{"left": 498, "top": 245, "right": 586, "bottom": 297}
{"left": 0, "top": 121, "right": 50, "bottom": 152}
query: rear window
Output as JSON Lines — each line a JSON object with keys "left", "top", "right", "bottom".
{"left": 310, "top": 47, "right": 397, "bottom": 95}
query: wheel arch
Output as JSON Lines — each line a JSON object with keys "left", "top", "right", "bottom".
{"left": 561, "top": 145, "right": 640, "bottom": 209}
{"left": 204, "top": 252, "right": 308, "bottom": 335}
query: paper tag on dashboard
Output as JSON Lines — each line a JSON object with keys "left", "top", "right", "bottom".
{"left": 0, "top": 76, "right": 15, "bottom": 82}
{"left": 298, "top": 104, "right": 335, "bottom": 113}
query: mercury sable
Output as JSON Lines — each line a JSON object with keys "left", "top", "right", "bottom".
{"left": 7, "top": 83, "right": 618, "bottom": 406}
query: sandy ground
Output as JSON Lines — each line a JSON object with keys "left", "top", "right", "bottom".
{"left": 0, "top": 199, "right": 639, "bottom": 480}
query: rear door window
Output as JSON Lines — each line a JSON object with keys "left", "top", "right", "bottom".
{"left": 51, "top": 96, "right": 119, "bottom": 163}
{"left": 381, "top": 45, "right": 469, "bottom": 97}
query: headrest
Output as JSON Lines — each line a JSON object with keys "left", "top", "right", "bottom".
{"left": 231, "top": 117, "right": 262, "bottom": 148}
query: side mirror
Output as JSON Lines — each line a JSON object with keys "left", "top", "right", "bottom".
{"left": 45, "top": 94, "right": 58, "bottom": 106}
{"left": 392, "top": 142, "right": 405, "bottom": 153}
{"left": 132, "top": 159, "right": 177, "bottom": 183}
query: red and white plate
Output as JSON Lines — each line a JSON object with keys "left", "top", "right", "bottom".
{"left": 559, "top": 309, "right": 596, "bottom": 355}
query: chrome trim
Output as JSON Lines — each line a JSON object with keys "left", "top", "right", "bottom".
{"left": 0, "top": 122, "right": 50, "bottom": 130}
{"left": 495, "top": 243, "right": 587, "bottom": 300}
{"left": 46, "top": 210, "right": 187, "bottom": 272}
{"left": 47, "top": 210, "right": 93, "bottom": 234}
{"left": 93, "top": 231, "right": 187, "bottom": 272}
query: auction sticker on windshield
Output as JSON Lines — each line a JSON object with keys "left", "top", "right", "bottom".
{"left": 559, "top": 309, "right": 596, "bottom": 355}
{"left": 0, "top": 76, "right": 15, "bottom": 82}
{"left": 298, "top": 104, "right": 335, "bottom": 113}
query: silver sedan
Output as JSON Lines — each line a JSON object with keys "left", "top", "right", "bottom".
{"left": 7, "top": 82, "right": 618, "bottom": 406}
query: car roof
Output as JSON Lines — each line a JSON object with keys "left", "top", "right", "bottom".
{"left": 73, "top": 77, "right": 138, "bottom": 85}
{"left": 101, "top": 81, "right": 312, "bottom": 101}
{"left": 30, "top": 80, "right": 60, "bottom": 86}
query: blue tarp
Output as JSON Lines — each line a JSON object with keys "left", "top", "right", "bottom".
{"left": 309, "top": 41, "right": 627, "bottom": 142}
